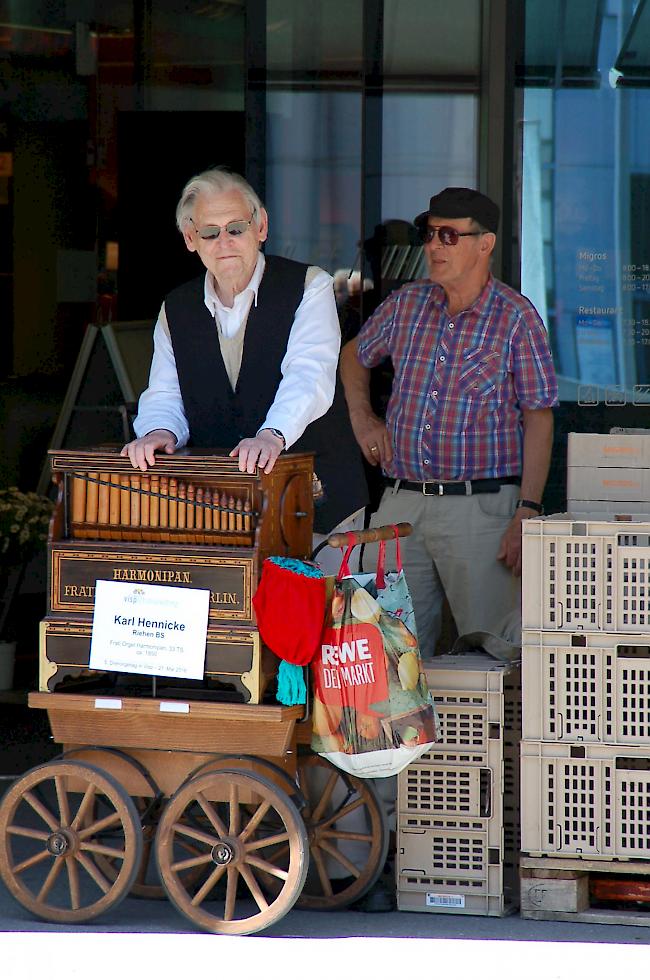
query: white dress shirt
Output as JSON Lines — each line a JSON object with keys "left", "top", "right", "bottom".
{"left": 133, "top": 253, "right": 340, "bottom": 450}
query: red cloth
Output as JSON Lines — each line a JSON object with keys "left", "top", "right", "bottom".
{"left": 253, "top": 559, "right": 327, "bottom": 666}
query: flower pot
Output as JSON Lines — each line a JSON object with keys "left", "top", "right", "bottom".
{"left": 0, "top": 640, "right": 16, "bottom": 690}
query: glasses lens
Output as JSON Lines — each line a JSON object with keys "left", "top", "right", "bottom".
{"left": 438, "top": 226, "right": 459, "bottom": 246}
{"left": 226, "top": 219, "right": 250, "bottom": 236}
{"left": 198, "top": 226, "right": 222, "bottom": 241}
{"left": 421, "top": 226, "right": 460, "bottom": 246}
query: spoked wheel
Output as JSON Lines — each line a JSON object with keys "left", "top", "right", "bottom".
{"left": 0, "top": 760, "right": 143, "bottom": 923}
{"left": 65, "top": 749, "right": 167, "bottom": 900}
{"left": 155, "top": 767, "right": 308, "bottom": 935}
{"left": 296, "top": 753, "right": 389, "bottom": 910}
{"left": 94, "top": 795, "right": 168, "bottom": 899}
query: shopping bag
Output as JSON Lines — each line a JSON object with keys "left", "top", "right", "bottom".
{"left": 310, "top": 528, "right": 438, "bottom": 777}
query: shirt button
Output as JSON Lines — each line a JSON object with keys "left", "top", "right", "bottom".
{"left": 425, "top": 424, "right": 431, "bottom": 430}
{"left": 449, "top": 322, "right": 455, "bottom": 329}
{"left": 432, "top": 390, "right": 438, "bottom": 397}
{"left": 439, "top": 355, "right": 445, "bottom": 362}
{"left": 424, "top": 459, "right": 430, "bottom": 465}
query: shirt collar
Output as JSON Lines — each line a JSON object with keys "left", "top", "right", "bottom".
{"left": 429, "top": 273, "right": 495, "bottom": 318}
{"left": 203, "top": 251, "right": 266, "bottom": 315}
{"left": 466, "top": 274, "right": 495, "bottom": 318}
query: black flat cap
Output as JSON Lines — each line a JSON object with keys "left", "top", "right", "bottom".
{"left": 414, "top": 187, "right": 500, "bottom": 234}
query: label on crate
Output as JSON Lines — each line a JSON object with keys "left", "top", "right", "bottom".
{"left": 425, "top": 893, "right": 465, "bottom": 908}
{"left": 90, "top": 580, "right": 210, "bottom": 680}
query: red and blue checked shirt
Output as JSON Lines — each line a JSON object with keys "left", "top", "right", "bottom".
{"left": 357, "top": 275, "right": 558, "bottom": 482}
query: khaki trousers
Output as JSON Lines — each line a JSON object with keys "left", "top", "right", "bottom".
{"left": 365, "top": 483, "right": 521, "bottom": 659}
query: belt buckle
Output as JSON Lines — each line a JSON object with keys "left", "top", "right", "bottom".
{"left": 422, "top": 482, "right": 443, "bottom": 496}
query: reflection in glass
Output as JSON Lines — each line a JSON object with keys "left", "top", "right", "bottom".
{"left": 266, "top": 90, "right": 362, "bottom": 273}
{"left": 521, "top": 0, "right": 650, "bottom": 404}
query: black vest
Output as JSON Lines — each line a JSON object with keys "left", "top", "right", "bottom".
{"left": 165, "top": 255, "right": 367, "bottom": 533}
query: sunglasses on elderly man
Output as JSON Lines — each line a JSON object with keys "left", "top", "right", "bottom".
{"left": 189, "top": 212, "right": 256, "bottom": 241}
{"left": 419, "top": 225, "right": 484, "bottom": 246}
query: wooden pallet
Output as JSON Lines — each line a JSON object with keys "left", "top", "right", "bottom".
{"left": 521, "top": 854, "right": 650, "bottom": 927}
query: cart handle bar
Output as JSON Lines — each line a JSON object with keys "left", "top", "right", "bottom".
{"left": 327, "top": 522, "right": 412, "bottom": 549}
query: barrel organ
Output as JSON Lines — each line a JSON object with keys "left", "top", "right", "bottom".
{"left": 43, "top": 447, "right": 314, "bottom": 703}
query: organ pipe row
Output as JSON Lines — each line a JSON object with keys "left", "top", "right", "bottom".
{"left": 70, "top": 471, "right": 254, "bottom": 543}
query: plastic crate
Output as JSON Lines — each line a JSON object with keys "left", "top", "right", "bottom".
{"left": 568, "top": 465, "right": 650, "bottom": 504}
{"left": 522, "top": 514, "right": 650, "bottom": 632}
{"left": 396, "top": 653, "right": 521, "bottom": 916}
{"left": 398, "top": 760, "right": 492, "bottom": 820}
{"left": 567, "top": 500, "right": 650, "bottom": 517}
{"left": 522, "top": 629, "right": 650, "bottom": 744}
{"left": 521, "top": 739, "right": 650, "bottom": 860}
{"left": 568, "top": 431, "right": 650, "bottom": 469}
{"left": 423, "top": 653, "right": 522, "bottom": 759}
{"left": 397, "top": 818, "right": 518, "bottom": 916}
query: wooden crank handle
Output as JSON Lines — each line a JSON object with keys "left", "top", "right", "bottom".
{"left": 327, "top": 522, "right": 412, "bottom": 549}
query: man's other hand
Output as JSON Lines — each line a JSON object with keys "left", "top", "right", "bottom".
{"left": 231, "top": 429, "right": 284, "bottom": 475}
{"left": 120, "top": 429, "right": 177, "bottom": 471}
{"left": 349, "top": 409, "right": 393, "bottom": 467}
{"left": 497, "top": 508, "right": 537, "bottom": 577}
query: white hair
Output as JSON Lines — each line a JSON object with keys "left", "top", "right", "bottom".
{"left": 175, "top": 167, "right": 264, "bottom": 231}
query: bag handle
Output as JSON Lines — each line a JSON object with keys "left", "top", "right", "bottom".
{"left": 376, "top": 524, "right": 402, "bottom": 589}
{"left": 336, "top": 532, "right": 357, "bottom": 581}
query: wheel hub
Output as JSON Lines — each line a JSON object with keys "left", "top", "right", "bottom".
{"left": 211, "top": 840, "right": 235, "bottom": 866}
{"left": 46, "top": 830, "right": 73, "bottom": 856}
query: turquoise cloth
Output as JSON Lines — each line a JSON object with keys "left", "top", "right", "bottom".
{"left": 276, "top": 660, "right": 307, "bottom": 706}
{"left": 267, "top": 556, "right": 324, "bottom": 579}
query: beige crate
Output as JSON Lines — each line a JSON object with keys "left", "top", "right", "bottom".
{"left": 568, "top": 432, "right": 650, "bottom": 469}
{"left": 522, "top": 514, "right": 650, "bottom": 632}
{"left": 568, "top": 465, "right": 650, "bottom": 504}
{"left": 521, "top": 739, "right": 650, "bottom": 860}
{"left": 568, "top": 499, "right": 650, "bottom": 518}
{"left": 399, "top": 759, "right": 492, "bottom": 821}
{"left": 522, "top": 629, "right": 650, "bottom": 744}
{"left": 397, "top": 825, "right": 518, "bottom": 916}
{"left": 396, "top": 654, "right": 521, "bottom": 916}
{"left": 398, "top": 746, "right": 521, "bottom": 859}
{"left": 397, "top": 881, "right": 516, "bottom": 916}
{"left": 399, "top": 735, "right": 519, "bottom": 817}
{"left": 423, "top": 653, "right": 522, "bottom": 759}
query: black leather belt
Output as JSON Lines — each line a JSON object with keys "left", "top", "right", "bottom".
{"left": 384, "top": 475, "right": 520, "bottom": 496}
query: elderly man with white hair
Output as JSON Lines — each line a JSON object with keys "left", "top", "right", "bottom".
{"left": 122, "top": 166, "right": 367, "bottom": 539}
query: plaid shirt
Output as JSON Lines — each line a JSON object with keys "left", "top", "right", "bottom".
{"left": 357, "top": 275, "right": 558, "bottom": 482}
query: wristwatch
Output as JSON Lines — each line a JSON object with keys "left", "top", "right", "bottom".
{"left": 259, "top": 427, "right": 286, "bottom": 449}
{"left": 515, "top": 498, "right": 543, "bottom": 514}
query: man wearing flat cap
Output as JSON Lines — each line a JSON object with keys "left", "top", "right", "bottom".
{"left": 340, "top": 187, "right": 558, "bottom": 657}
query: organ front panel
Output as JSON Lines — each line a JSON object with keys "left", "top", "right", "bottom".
{"left": 42, "top": 447, "right": 315, "bottom": 702}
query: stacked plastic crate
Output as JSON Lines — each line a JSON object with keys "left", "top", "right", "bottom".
{"left": 520, "top": 498, "right": 650, "bottom": 923}
{"left": 396, "top": 653, "right": 521, "bottom": 916}
{"left": 567, "top": 430, "right": 650, "bottom": 515}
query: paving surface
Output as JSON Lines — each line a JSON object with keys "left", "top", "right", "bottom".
{"left": 2, "top": 882, "right": 650, "bottom": 980}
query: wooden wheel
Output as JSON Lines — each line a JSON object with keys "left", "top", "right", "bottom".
{"left": 94, "top": 795, "right": 168, "bottom": 900}
{"left": 185, "top": 755, "right": 304, "bottom": 806}
{"left": 155, "top": 767, "right": 308, "bottom": 935}
{"left": 0, "top": 760, "right": 143, "bottom": 924}
{"left": 296, "top": 753, "right": 389, "bottom": 910}
{"left": 65, "top": 748, "right": 166, "bottom": 900}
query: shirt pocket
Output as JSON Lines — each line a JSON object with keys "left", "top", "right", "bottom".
{"left": 457, "top": 346, "right": 503, "bottom": 401}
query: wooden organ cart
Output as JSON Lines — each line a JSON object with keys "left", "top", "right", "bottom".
{"left": 0, "top": 447, "right": 399, "bottom": 935}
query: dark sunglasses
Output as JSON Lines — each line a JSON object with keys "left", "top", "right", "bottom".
{"left": 419, "top": 225, "right": 484, "bottom": 246}
{"left": 189, "top": 212, "right": 256, "bottom": 241}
